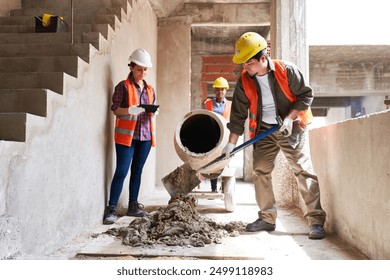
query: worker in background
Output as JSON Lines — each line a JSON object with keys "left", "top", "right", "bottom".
{"left": 203, "top": 77, "right": 232, "bottom": 192}
{"left": 103, "top": 48, "right": 157, "bottom": 225}
{"left": 223, "top": 32, "right": 326, "bottom": 239}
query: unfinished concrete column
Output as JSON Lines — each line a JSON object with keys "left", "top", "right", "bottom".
{"left": 270, "top": 0, "right": 309, "bottom": 208}
{"left": 270, "top": 0, "right": 308, "bottom": 74}
{"left": 156, "top": 17, "right": 192, "bottom": 186}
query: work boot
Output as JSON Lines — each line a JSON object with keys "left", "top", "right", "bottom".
{"left": 246, "top": 218, "right": 276, "bottom": 232}
{"left": 103, "top": 205, "right": 117, "bottom": 225}
{"left": 308, "top": 224, "right": 325, "bottom": 239}
{"left": 127, "top": 201, "right": 148, "bottom": 217}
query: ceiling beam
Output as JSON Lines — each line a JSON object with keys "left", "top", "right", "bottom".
{"left": 312, "top": 97, "right": 351, "bottom": 108}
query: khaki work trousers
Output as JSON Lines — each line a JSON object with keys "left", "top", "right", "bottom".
{"left": 252, "top": 123, "right": 326, "bottom": 226}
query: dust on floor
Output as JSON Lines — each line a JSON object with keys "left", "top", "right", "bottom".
{"left": 103, "top": 194, "right": 245, "bottom": 247}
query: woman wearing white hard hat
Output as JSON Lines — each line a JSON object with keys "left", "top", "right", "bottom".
{"left": 103, "top": 48, "right": 158, "bottom": 224}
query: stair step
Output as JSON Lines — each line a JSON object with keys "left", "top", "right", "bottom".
{"left": 0, "top": 15, "right": 36, "bottom": 25}
{"left": 0, "top": 1, "right": 131, "bottom": 142}
{"left": 0, "top": 89, "right": 47, "bottom": 117}
{"left": 9, "top": 7, "right": 108, "bottom": 24}
{"left": 92, "top": 23, "right": 114, "bottom": 40}
{"left": 0, "top": 42, "right": 70, "bottom": 56}
{"left": 109, "top": 0, "right": 130, "bottom": 8}
{"left": 0, "top": 56, "right": 79, "bottom": 77}
{"left": 82, "top": 32, "right": 101, "bottom": 49}
{"left": 0, "top": 113, "right": 26, "bottom": 142}
{"left": 0, "top": 23, "right": 100, "bottom": 50}
{"left": 0, "top": 32, "right": 71, "bottom": 44}
{"left": 94, "top": 14, "right": 119, "bottom": 29}
{"left": 12, "top": 2, "right": 102, "bottom": 10}
{"left": 104, "top": 7, "right": 123, "bottom": 18}
{"left": 10, "top": 7, "right": 71, "bottom": 16}
{"left": 0, "top": 72, "right": 64, "bottom": 94}
{"left": 0, "top": 31, "right": 96, "bottom": 58}
{"left": 6, "top": 10, "right": 98, "bottom": 25}
{"left": 0, "top": 22, "right": 92, "bottom": 34}
{"left": 0, "top": 42, "right": 90, "bottom": 62}
{"left": 0, "top": 25, "right": 34, "bottom": 33}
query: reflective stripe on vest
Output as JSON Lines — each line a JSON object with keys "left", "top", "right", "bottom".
{"left": 241, "top": 60, "right": 313, "bottom": 138}
{"left": 114, "top": 79, "right": 156, "bottom": 147}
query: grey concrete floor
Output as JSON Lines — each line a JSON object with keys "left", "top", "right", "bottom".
{"left": 55, "top": 179, "right": 368, "bottom": 260}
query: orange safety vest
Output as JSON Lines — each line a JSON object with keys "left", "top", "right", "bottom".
{"left": 114, "top": 79, "right": 156, "bottom": 147}
{"left": 241, "top": 60, "right": 313, "bottom": 138}
{"left": 204, "top": 98, "right": 231, "bottom": 120}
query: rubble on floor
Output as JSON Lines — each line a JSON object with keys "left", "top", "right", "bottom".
{"left": 105, "top": 194, "right": 245, "bottom": 247}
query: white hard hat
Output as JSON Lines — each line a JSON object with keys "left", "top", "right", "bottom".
{"left": 128, "top": 48, "right": 152, "bottom": 68}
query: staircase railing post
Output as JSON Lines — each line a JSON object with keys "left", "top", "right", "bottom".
{"left": 71, "top": 0, "right": 74, "bottom": 45}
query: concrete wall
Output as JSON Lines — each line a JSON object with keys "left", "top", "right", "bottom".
{"left": 309, "top": 45, "right": 390, "bottom": 97}
{"left": 0, "top": 0, "right": 158, "bottom": 258}
{"left": 271, "top": 0, "right": 308, "bottom": 75}
{"left": 310, "top": 110, "right": 390, "bottom": 259}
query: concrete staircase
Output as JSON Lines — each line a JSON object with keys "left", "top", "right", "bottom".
{"left": 0, "top": 0, "right": 130, "bottom": 142}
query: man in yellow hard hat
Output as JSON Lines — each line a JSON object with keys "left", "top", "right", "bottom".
{"left": 223, "top": 32, "right": 326, "bottom": 239}
{"left": 203, "top": 77, "right": 232, "bottom": 192}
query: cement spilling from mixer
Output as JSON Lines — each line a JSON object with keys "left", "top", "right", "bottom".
{"left": 105, "top": 194, "right": 245, "bottom": 247}
{"left": 161, "top": 163, "right": 202, "bottom": 196}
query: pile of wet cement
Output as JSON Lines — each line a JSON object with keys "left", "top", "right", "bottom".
{"left": 105, "top": 195, "right": 245, "bottom": 247}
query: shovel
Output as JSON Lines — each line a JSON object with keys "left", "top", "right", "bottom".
{"left": 162, "top": 120, "right": 281, "bottom": 197}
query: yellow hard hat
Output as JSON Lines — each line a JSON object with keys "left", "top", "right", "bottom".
{"left": 213, "top": 77, "right": 229, "bottom": 89}
{"left": 232, "top": 32, "right": 267, "bottom": 64}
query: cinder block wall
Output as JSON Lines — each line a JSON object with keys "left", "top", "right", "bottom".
{"left": 310, "top": 109, "right": 390, "bottom": 259}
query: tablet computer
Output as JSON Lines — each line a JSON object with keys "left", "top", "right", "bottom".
{"left": 139, "top": 104, "right": 160, "bottom": 113}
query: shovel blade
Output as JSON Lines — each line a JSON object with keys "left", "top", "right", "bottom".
{"left": 161, "top": 163, "right": 201, "bottom": 197}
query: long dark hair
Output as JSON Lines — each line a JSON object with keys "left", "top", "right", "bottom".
{"left": 127, "top": 62, "right": 137, "bottom": 79}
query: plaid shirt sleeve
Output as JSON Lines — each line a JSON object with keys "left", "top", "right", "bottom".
{"left": 111, "top": 81, "right": 128, "bottom": 111}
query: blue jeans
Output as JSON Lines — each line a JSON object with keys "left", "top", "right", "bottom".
{"left": 108, "top": 140, "right": 152, "bottom": 206}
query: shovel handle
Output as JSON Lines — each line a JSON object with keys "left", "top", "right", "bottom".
{"left": 197, "top": 124, "right": 279, "bottom": 172}
{"left": 229, "top": 124, "right": 279, "bottom": 155}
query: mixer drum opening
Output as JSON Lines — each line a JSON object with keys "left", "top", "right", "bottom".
{"left": 179, "top": 114, "right": 221, "bottom": 154}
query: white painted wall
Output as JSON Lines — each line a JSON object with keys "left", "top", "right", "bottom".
{"left": 0, "top": 0, "right": 158, "bottom": 258}
{"left": 310, "top": 109, "right": 390, "bottom": 259}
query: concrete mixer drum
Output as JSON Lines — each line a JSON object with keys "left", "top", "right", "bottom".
{"left": 168, "top": 109, "right": 236, "bottom": 212}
